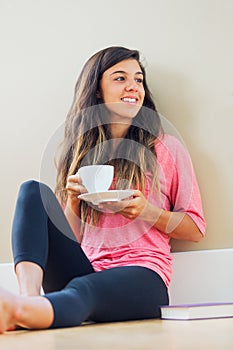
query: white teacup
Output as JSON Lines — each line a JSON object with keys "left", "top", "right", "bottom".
{"left": 77, "top": 165, "right": 114, "bottom": 193}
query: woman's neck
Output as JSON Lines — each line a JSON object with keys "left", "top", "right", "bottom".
{"left": 109, "top": 122, "right": 130, "bottom": 139}
{"left": 107, "top": 123, "right": 130, "bottom": 159}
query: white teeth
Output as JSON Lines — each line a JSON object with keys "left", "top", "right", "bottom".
{"left": 122, "top": 97, "right": 137, "bottom": 103}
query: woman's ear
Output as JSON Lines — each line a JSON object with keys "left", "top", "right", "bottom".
{"left": 96, "top": 90, "right": 102, "bottom": 99}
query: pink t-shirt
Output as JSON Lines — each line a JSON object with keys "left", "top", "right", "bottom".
{"left": 81, "top": 134, "right": 206, "bottom": 287}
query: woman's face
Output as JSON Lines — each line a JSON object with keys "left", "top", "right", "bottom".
{"left": 99, "top": 59, "right": 145, "bottom": 123}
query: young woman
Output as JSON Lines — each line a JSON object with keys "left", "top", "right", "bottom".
{"left": 0, "top": 46, "right": 206, "bottom": 333}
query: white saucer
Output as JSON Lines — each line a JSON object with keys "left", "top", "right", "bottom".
{"left": 78, "top": 190, "right": 134, "bottom": 205}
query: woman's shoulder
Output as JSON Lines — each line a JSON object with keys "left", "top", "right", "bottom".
{"left": 154, "top": 133, "right": 192, "bottom": 171}
{"left": 155, "top": 133, "right": 186, "bottom": 153}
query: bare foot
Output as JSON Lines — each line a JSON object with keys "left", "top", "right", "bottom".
{"left": 0, "top": 287, "right": 19, "bottom": 333}
{"left": 0, "top": 286, "right": 54, "bottom": 333}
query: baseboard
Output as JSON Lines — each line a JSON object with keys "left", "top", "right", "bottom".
{"left": 1, "top": 249, "right": 233, "bottom": 304}
{"left": 169, "top": 248, "right": 233, "bottom": 304}
{"left": 0, "top": 263, "right": 18, "bottom": 293}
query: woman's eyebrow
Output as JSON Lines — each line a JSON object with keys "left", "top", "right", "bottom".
{"left": 110, "top": 70, "right": 143, "bottom": 76}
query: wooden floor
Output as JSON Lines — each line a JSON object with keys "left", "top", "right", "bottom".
{"left": 0, "top": 318, "right": 232, "bottom": 350}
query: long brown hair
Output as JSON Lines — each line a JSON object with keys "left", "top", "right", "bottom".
{"left": 55, "top": 46, "right": 163, "bottom": 231}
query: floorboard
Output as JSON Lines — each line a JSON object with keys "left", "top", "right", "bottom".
{"left": 0, "top": 318, "right": 232, "bottom": 350}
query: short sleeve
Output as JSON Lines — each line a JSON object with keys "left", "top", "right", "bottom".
{"left": 155, "top": 134, "right": 206, "bottom": 235}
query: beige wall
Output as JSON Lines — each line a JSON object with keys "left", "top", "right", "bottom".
{"left": 0, "top": 0, "right": 232, "bottom": 262}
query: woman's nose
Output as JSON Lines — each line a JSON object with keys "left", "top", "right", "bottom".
{"left": 125, "top": 79, "right": 138, "bottom": 91}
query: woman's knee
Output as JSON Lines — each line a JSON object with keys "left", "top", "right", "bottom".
{"left": 18, "top": 180, "right": 52, "bottom": 204}
{"left": 20, "top": 179, "right": 39, "bottom": 192}
{"left": 18, "top": 180, "right": 40, "bottom": 200}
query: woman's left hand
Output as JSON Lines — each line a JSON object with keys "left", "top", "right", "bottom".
{"left": 98, "top": 190, "right": 151, "bottom": 221}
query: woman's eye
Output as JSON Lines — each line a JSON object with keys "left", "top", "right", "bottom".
{"left": 114, "top": 76, "right": 143, "bottom": 83}
{"left": 115, "top": 76, "right": 124, "bottom": 81}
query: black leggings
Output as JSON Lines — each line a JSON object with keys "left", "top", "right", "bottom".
{"left": 12, "top": 180, "right": 169, "bottom": 328}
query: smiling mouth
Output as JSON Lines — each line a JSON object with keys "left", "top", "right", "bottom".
{"left": 121, "top": 97, "right": 138, "bottom": 104}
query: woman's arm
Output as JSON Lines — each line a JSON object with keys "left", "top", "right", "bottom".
{"left": 62, "top": 174, "right": 87, "bottom": 243}
{"left": 64, "top": 199, "right": 82, "bottom": 243}
{"left": 142, "top": 201, "right": 204, "bottom": 242}
{"left": 98, "top": 190, "right": 204, "bottom": 243}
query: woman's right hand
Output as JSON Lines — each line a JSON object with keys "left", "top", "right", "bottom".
{"left": 65, "top": 174, "right": 87, "bottom": 213}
